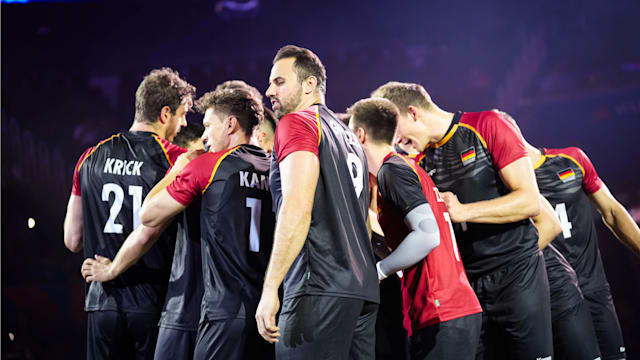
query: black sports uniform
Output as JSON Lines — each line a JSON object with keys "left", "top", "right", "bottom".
{"left": 417, "top": 111, "right": 553, "bottom": 359}
{"left": 270, "top": 104, "right": 379, "bottom": 359}
{"left": 72, "top": 131, "right": 185, "bottom": 360}
{"left": 535, "top": 147, "right": 626, "bottom": 360}
{"left": 166, "top": 144, "right": 275, "bottom": 360}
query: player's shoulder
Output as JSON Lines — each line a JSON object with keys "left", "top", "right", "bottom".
{"left": 279, "top": 106, "right": 318, "bottom": 127}
{"left": 380, "top": 154, "right": 419, "bottom": 179}
{"left": 77, "top": 133, "right": 121, "bottom": 167}
{"left": 545, "top": 146, "right": 587, "bottom": 159}
{"left": 460, "top": 110, "right": 511, "bottom": 128}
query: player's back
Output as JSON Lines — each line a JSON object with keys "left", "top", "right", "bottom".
{"left": 75, "top": 130, "right": 184, "bottom": 312}
{"left": 420, "top": 111, "right": 539, "bottom": 279}
{"left": 377, "top": 153, "right": 481, "bottom": 335}
{"left": 534, "top": 147, "right": 608, "bottom": 293}
{"left": 270, "top": 104, "right": 379, "bottom": 303}
{"left": 197, "top": 145, "right": 275, "bottom": 322}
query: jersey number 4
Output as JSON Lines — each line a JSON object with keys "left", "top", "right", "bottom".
{"left": 102, "top": 183, "right": 142, "bottom": 234}
{"left": 554, "top": 203, "right": 573, "bottom": 238}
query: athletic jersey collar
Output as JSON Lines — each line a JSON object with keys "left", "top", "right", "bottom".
{"left": 429, "top": 111, "right": 462, "bottom": 149}
{"left": 533, "top": 147, "right": 548, "bottom": 169}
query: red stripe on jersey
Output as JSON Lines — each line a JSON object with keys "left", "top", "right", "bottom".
{"left": 273, "top": 106, "right": 321, "bottom": 164}
{"left": 152, "top": 134, "right": 187, "bottom": 166}
{"left": 71, "top": 133, "right": 120, "bottom": 196}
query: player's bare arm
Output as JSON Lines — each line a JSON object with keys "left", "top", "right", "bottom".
{"left": 146, "top": 149, "right": 203, "bottom": 201}
{"left": 256, "top": 151, "right": 320, "bottom": 343}
{"left": 532, "top": 195, "right": 562, "bottom": 250}
{"left": 81, "top": 222, "right": 168, "bottom": 282}
{"left": 589, "top": 184, "right": 640, "bottom": 257}
{"left": 63, "top": 194, "right": 83, "bottom": 253}
{"left": 441, "top": 156, "right": 540, "bottom": 223}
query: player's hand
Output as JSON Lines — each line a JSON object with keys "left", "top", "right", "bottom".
{"left": 441, "top": 192, "right": 468, "bottom": 222}
{"left": 81, "top": 254, "right": 115, "bottom": 283}
{"left": 172, "top": 149, "right": 205, "bottom": 173}
{"left": 255, "top": 288, "right": 281, "bottom": 343}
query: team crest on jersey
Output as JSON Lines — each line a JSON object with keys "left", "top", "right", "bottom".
{"left": 557, "top": 168, "right": 576, "bottom": 183}
{"left": 460, "top": 147, "right": 476, "bottom": 166}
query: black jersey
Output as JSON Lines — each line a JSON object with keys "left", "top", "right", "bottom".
{"left": 542, "top": 243, "right": 583, "bottom": 319}
{"left": 534, "top": 147, "right": 608, "bottom": 293}
{"left": 418, "top": 111, "right": 539, "bottom": 279}
{"left": 270, "top": 104, "right": 379, "bottom": 303}
{"left": 72, "top": 131, "right": 185, "bottom": 312}
{"left": 158, "top": 200, "right": 203, "bottom": 331}
{"left": 166, "top": 144, "right": 275, "bottom": 321}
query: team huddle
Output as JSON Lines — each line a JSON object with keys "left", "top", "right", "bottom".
{"left": 64, "top": 45, "right": 640, "bottom": 360}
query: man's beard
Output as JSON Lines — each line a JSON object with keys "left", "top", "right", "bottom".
{"left": 273, "top": 86, "right": 303, "bottom": 119}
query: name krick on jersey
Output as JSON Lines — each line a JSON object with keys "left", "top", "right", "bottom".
{"left": 103, "top": 158, "right": 144, "bottom": 176}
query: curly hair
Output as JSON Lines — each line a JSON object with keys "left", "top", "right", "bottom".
{"left": 134, "top": 67, "right": 196, "bottom": 124}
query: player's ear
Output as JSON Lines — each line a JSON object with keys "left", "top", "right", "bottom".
{"left": 158, "top": 106, "right": 172, "bottom": 124}
{"left": 227, "top": 115, "right": 239, "bottom": 134}
{"left": 407, "top": 106, "right": 419, "bottom": 122}
{"left": 355, "top": 127, "right": 366, "bottom": 144}
{"left": 303, "top": 75, "right": 317, "bottom": 95}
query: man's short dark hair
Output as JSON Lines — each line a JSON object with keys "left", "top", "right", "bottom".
{"left": 274, "top": 45, "right": 327, "bottom": 96}
{"left": 347, "top": 98, "right": 399, "bottom": 145}
{"left": 172, "top": 122, "right": 204, "bottom": 148}
{"left": 134, "top": 67, "right": 196, "bottom": 124}
{"left": 215, "top": 80, "right": 264, "bottom": 104}
{"left": 371, "top": 81, "right": 431, "bottom": 114}
{"left": 195, "top": 88, "right": 264, "bottom": 136}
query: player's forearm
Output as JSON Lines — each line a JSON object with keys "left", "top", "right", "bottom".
{"left": 377, "top": 228, "right": 439, "bottom": 279}
{"left": 604, "top": 204, "right": 640, "bottom": 257}
{"left": 533, "top": 197, "right": 562, "bottom": 250}
{"left": 108, "top": 224, "right": 165, "bottom": 278}
{"left": 63, "top": 196, "right": 83, "bottom": 253}
{"left": 145, "top": 170, "right": 180, "bottom": 203}
{"left": 461, "top": 189, "right": 540, "bottom": 224}
{"left": 262, "top": 200, "right": 312, "bottom": 292}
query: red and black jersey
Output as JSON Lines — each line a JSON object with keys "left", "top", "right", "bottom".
{"left": 72, "top": 131, "right": 185, "bottom": 313}
{"left": 534, "top": 147, "right": 608, "bottom": 294}
{"left": 167, "top": 144, "right": 275, "bottom": 321}
{"left": 418, "top": 111, "right": 539, "bottom": 279}
{"left": 158, "top": 200, "right": 203, "bottom": 331}
{"left": 270, "top": 104, "right": 379, "bottom": 303}
{"left": 377, "top": 152, "right": 481, "bottom": 335}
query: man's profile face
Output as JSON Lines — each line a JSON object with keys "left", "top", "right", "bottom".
{"left": 201, "top": 108, "right": 228, "bottom": 153}
{"left": 266, "top": 57, "right": 303, "bottom": 119}
{"left": 395, "top": 112, "right": 427, "bottom": 153}
{"left": 166, "top": 103, "right": 189, "bottom": 141}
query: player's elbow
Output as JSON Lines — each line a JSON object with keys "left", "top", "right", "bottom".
{"left": 420, "top": 229, "right": 440, "bottom": 257}
{"left": 64, "top": 233, "right": 82, "bottom": 253}
{"left": 139, "top": 205, "right": 157, "bottom": 228}
{"left": 522, "top": 193, "right": 541, "bottom": 218}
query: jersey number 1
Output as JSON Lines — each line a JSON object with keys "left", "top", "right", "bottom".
{"left": 102, "top": 183, "right": 142, "bottom": 234}
{"left": 434, "top": 187, "right": 461, "bottom": 261}
{"left": 246, "top": 197, "right": 261, "bottom": 252}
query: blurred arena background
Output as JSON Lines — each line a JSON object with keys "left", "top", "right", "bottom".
{"left": 2, "top": 0, "right": 639, "bottom": 358}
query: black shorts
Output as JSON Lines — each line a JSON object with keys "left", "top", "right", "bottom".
{"left": 193, "top": 317, "right": 274, "bottom": 360}
{"left": 153, "top": 327, "right": 197, "bottom": 360}
{"left": 552, "top": 300, "right": 601, "bottom": 360}
{"left": 87, "top": 310, "right": 160, "bottom": 360}
{"left": 409, "top": 312, "right": 481, "bottom": 360}
{"left": 375, "top": 275, "right": 409, "bottom": 360}
{"left": 471, "top": 251, "right": 553, "bottom": 360}
{"left": 276, "top": 295, "right": 378, "bottom": 360}
{"left": 584, "top": 288, "right": 626, "bottom": 360}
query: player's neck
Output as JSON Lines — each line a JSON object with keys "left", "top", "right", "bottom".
{"left": 130, "top": 121, "right": 165, "bottom": 138}
{"left": 227, "top": 133, "right": 252, "bottom": 149}
{"left": 295, "top": 94, "right": 324, "bottom": 112}
{"left": 428, "top": 108, "right": 456, "bottom": 145}
{"left": 367, "top": 142, "right": 395, "bottom": 176}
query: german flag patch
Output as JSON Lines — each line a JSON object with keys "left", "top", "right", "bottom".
{"left": 460, "top": 147, "right": 476, "bottom": 166}
{"left": 557, "top": 168, "right": 576, "bottom": 183}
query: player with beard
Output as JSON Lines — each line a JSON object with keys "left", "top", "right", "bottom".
{"left": 255, "top": 45, "right": 379, "bottom": 359}
{"left": 65, "top": 67, "right": 194, "bottom": 360}
{"left": 372, "top": 82, "right": 552, "bottom": 359}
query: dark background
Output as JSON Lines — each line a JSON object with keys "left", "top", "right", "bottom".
{"left": 2, "top": 0, "right": 639, "bottom": 358}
